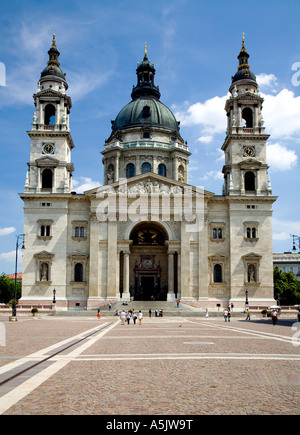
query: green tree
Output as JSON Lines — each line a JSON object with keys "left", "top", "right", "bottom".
{"left": 0, "top": 273, "right": 22, "bottom": 304}
{"left": 273, "top": 266, "right": 300, "bottom": 305}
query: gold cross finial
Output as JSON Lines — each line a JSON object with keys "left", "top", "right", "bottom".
{"left": 52, "top": 29, "right": 57, "bottom": 48}
{"left": 144, "top": 42, "right": 147, "bottom": 56}
{"left": 241, "top": 32, "right": 246, "bottom": 51}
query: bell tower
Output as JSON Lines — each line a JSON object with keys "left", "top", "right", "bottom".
{"left": 222, "top": 36, "right": 272, "bottom": 196}
{"left": 25, "top": 32, "right": 74, "bottom": 194}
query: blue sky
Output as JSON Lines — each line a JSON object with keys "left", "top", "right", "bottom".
{"left": 0, "top": 0, "right": 300, "bottom": 274}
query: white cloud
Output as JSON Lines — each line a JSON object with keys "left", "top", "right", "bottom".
{"left": 266, "top": 143, "right": 298, "bottom": 171}
{"left": 272, "top": 218, "right": 300, "bottom": 243}
{"left": 0, "top": 250, "right": 21, "bottom": 262}
{"left": 197, "top": 135, "right": 213, "bottom": 144}
{"left": 201, "top": 170, "right": 223, "bottom": 181}
{"left": 73, "top": 177, "right": 100, "bottom": 193}
{"left": 68, "top": 70, "right": 110, "bottom": 102}
{"left": 262, "top": 89, "right": 300, "bottom": 139}
{"left": 174, "top": 95, "right": 228, "bottom": 134}
{"left": 0, "top": 227, "right": 16, "bottom": 236}
{"left": 256, "top": 73, "right": 278, "bottom": 92}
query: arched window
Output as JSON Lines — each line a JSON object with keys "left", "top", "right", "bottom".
{"left": 158, "top": 164, "right": 166, "bottom": 177}
{"left": 213, "top": 264, "right": 222, "bottom": 283}
{"left": 242, "top": 108, "right": 253, "bottom": 128}
{"left": 245, "top": 171, "right": 255, "bottom": 191}
{"left": 74, "top": 263, "right": 83, "bottom": 282}
{"left": 126, "top": 163, "right": 135, "bottom": 178}
{"left": 44, "top": 104, "right": 56, "bottom": 125}
{"left": 42, "top": 169, "right": 53, "bottom": 189}
{"left": 141, "top": 162, "right": 151, "bottom": 174}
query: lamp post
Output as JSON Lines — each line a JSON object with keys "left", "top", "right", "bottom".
{"left": 52, "top": 288, "right": 56, "bottom": 312}
{"left": 291, "top": 234, "right": 300, "bottom": 253}
{"left": 14, "top": 234, "right": 25, "bottom": 319}
{"left": 245, "top": 289, "right": 249, "bottom": 310}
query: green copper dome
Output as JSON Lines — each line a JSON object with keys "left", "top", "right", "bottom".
{"left": 112, "top": 97, "right": 179, "bottom": 133}
{"left": 111, "top": 47, "right": 180, "bottom": 134}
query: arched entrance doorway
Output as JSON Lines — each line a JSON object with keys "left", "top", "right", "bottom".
{"left": 128, "top": 223, "right": 169, "bottom": 301}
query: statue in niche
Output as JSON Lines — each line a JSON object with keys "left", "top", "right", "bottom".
{"left": 107, "top": 169, "right": 114, "bottom": 184}
{"left": 40, "top": 262, "right": 49, "bottom": 281}
{"left": 248, "top": 265, "right": 256, "bottom": 283}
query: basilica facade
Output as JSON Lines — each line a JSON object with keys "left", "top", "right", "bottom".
{"left": 20, "top": 34, "right": 277, "bottom": 310}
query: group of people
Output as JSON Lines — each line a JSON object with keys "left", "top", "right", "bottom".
{"left": 151, "top": 308, "right": 164, "bottom": 317}
{"left": 119, "top": 309, "right": 143, "bottom": 325}
{"left": 223, "top": 307, "right": 232, "bottom": 322}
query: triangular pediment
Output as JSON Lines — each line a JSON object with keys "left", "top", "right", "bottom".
{"left": 84, "top": 172, "right": 214, "bottom": 197}
{"left": 237, "top": 158, "right": 263, "bottom": 167}
{"left": 242, "top": 252, "right": 262, "bottom": 259}
{"left": 35, "top": 89, "right": 63, "bottom": 98}
{"left": 35, "top": 156, "right": 60, "bottom": 166}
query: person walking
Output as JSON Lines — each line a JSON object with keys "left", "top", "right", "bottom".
{"left": 132, "top": 311, "right": 137, "bottom": 324}
{"left": 271, "top": 310, "right": 278, "bottom": 326}
{"left": 297, "top": 307, "right": 300, "bottom": 323}
{"left": 224, "top": 308, "right": 228, "bottom": 322}
{"left": 205, "top": 308, "right": 209, "bottom": 318}
{"left": 149, "top": 308, "right": 152, "bottom": 317}
{"left": 126, "top": 311, "right": 131, "bottom": 325}
{"left": 246, "top": 308, "right": 251, "bottom": 321}
{"left": 138, "top": 310, "right": 143, "bottom": 325}
{"left": 97, "top": 309, "right": 101, "bottom": 319}
{"left": 227, "top": 309, "right": 231, "bottom": 322}
{"left": 120, "top": 310, "right": 126, "bottom": 325}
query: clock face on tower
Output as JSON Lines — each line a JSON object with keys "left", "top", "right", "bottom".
{"left": 243, "top": 146, "right": 255, "bottom": 157}
{"left": 42, "top": 143, "right": 55, "bottom": 155}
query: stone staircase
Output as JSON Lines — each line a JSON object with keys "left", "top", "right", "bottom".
{"left": 54, "top": 301, "right": 203, "bottom": 317}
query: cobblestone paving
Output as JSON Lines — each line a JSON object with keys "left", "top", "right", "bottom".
{"left": 0, "top": 314, "right": 299, "bottom": 415}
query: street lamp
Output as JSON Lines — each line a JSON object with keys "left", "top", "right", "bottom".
{"left": 14, "top": 234, "right": 25, "bottom": 319}
{"left": 245, "top": 289, "right": 249, "bottom": 309}
{"left": 53, "top": 288, "right": 56, "bottom": 305}
{"left": 291, "top": 234, "right": 300, "bottom": 253}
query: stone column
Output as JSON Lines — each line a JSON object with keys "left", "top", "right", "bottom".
{"left": 107, "top": 221, "right": 118, "bottom": 299}
{"left": 87, "top": 215, "right": 100, "bottom": 307}
{"left": 180, "top": 222, "right": 191, "bottom": 300}
{"left": 115, "top": 152, "right": 120, "bottom": 182}
{"left": 241, "top": 169, "right": 245, "bottom": 195}
{"left": 198, "top": 216, "right": 209, "bottom": 301}
{"left": 167, "top": 252, "right": 175, "bottom": 301}
{"left": 136, "top": 155, "right": 141, "bottom": 175}
{"left": 177, "top": 252, "right": 181, "bottom": 299}
{"left": 122, "top": 251, "right": 130, "bottom": 301}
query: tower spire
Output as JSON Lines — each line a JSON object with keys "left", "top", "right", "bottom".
{"left": 51, "top": 29, "right": 57, "bottom": 49}
{"left": 237, "top": 32, "right": 250, "bottom": 71}
{"left": 131, "top": 43, "right": 161, "bottom": 100}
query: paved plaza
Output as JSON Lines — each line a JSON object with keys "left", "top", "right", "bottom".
{"left": 0, "top": 310, "right": 299, "bottom": 415}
